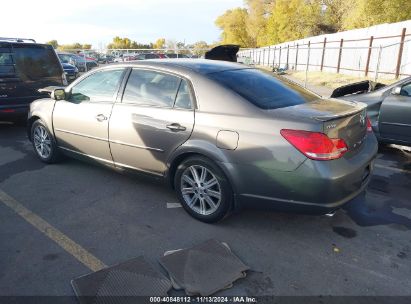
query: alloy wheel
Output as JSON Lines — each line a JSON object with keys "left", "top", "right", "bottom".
{"left": 180, "top": 165, "right": 222, "bottom": 216}
{"left": 33, "top": 125, "right": 52, "bottom": 159}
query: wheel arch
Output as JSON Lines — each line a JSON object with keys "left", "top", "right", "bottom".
{"left": 27, "top": 115, "right": 41, "bottom": 141}
{"left": 166, "top": 144, "right": 239, "bottom": 204}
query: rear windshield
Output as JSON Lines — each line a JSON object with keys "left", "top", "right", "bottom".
{"left": 207, "top": 68, "right": 318, "bottom": 110}
{"left": 12, "top": 45, "right": 62, "bottom": 79}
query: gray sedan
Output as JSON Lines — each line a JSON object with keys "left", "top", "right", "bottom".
{"left": 27, "top": 60, "right": 378, "bottom": 222}
{"left": 333, "top": 77, "right": 411, "bottom": 147}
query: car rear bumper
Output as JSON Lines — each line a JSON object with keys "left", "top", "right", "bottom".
{"left": 225, "top": 133, "right": 378, "bottom": 213}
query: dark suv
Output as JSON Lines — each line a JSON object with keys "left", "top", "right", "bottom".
{"left": 0, "top": 38, "right": 66, "bottom": 121}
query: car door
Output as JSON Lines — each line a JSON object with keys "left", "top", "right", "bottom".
{"left": 109, "top": 68, "right": 195, "bottom": 175}
{"left": 378, "top": 82, "right": 411, "bottom": 144}
{"left": 53, "top": 68, "right": 126, "bottom": 163}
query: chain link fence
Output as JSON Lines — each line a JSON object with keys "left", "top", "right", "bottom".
{"left": 238, "top": 24, "right": 411, "bottom": 87}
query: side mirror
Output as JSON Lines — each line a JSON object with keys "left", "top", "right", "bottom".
{"left": 392, "top": 86, "right": 402, "bottom": 95}
{"left": 51, "top": 88, "right": 66, "bottom": 100}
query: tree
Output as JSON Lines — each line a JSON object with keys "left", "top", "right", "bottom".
{"left": 265, "top": 0, "right": 322, "bottom": 44}
{"left": 216, "top": 0, "right": 411, "bottom": 47}
{"left": 58, "top": 42, "right": 92, "bottom": 51}
{"left": 245, "top": 0, "right": 275, "bottom": 46}
{"left": 342, "top": 0, "right": 411, "bottom": 29}
{"left": 321, "top": 0, "right": 355, "bottom": 32}
{"left": 192, "top": 41, "right": 209, "bottom": 56}
{"left": 46, "top": 40, "right": 59, "bottom": 49}
{"left": 153, "top": 38, "right": 165, "bottom": 49}
{"left": 215, "top": 8, "right": 253, "bottom": 47}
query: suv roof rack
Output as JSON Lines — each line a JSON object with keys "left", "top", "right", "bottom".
{"left": 0, "top": 37, "right": 36, "bottom": 43}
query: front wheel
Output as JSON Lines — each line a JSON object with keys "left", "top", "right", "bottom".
{"left": 174, "top": 156, "right": 232, "bottom": 223}
{"left": 31, "top": 120, "right": 61, "bottom": 163}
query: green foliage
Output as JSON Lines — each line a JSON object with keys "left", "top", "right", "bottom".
{"left": 153, "top": 38, "right": 166, "bottom": 49}
{"left": 107, "top": 36, "right": 152, "bottom": 49}
{"left": 266, "top": 0, "right": 323, "bottom": 44}
{"left": 57, "top": 43, "right": 92, "bottom": 51}
{"left": 343, "top": 0, "right": 411, "bottom": 29}
{"left": 216, "top": 0, "right": 411, "bottom": 47}
{"left": 215, "top": 8, "right": 253, "bottom": 47}
{"left": 46, "top": 40, "right": 59, "bottom": 49}
{"left": 191, "top": 41, "right": 209, "bottom": 56}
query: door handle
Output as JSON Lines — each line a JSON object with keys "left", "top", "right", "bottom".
{"left": 166, "top": 123, "right": 186, "bottom": 132}
{"left": 95, "top": 114, "right": 108, "bottom": 122}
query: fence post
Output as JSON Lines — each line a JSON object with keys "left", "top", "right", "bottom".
{"left": 305, "top": 41, "right": 311, "bottom": 88}
{"left": 295, "top": 43, "right": 299, "bottom": 70}
{"left": 395, "top": 27, "right": 406, "bottom": 79}
{"left": 374, "top": 45, "right": 382, "bottom": 82}
{"left": 258, "top": 49, "right": 262, "bottom": 65}
{"left": 263, "top": 48, "right": 265, "bottom": 65}
{"left": 272, "top": 46, "right": 276, "bottom": 67}
{"left": 267, "top": 46, "right": 271, "bottom": 67}
{"left": 337, "top": 38, "right": 344, "bottom": 73}
{"left": 365, "top": 36, "right": 374, "bottom": 77}
{"left": 286, "top": 45, "right": 290, "bottom": 68}
{"left": 278, "top": 46, "right": 282, "bottom": 68}
{"left": 320, "top": 37, "right": 327, "bottom": 71}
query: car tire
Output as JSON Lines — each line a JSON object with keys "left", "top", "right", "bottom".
{"left": 174, "top": 156, "right": 232, "bottom": 223}
{"left": 31, "top": 120, "right": 61, "bottom": 164}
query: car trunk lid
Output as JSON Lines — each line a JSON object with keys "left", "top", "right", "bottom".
{"left": 273, "top": 98, "right": 368, "bottom": 154}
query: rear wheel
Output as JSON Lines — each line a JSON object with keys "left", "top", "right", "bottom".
{"left": 31, "top": 120, "right": 61, "bottom": 163}
{"left": 175, "top": 156, "right": 232, "bottom": 223}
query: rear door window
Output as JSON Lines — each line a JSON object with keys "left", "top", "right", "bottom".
{"left": 207, "top": 68, "right": 318, "bottom": 109}
{"left": 174, "top": 80, "right": 193, "bottom": 109}
{"left": 12, "top": 44, "right": 62, "bottom": 80}
{"left": 123, "top": 69, "right": 181, "bottom": 107}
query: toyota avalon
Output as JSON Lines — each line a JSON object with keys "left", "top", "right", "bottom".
{"left": 27, "top": 60, "right": 378, "bottom": 222}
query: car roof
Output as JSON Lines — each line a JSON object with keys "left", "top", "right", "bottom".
{"left": 115, "top": 59, "right": 251, "bottom": 75}
{"left": 0, "top": 41, "right": 53, "bottom": 48}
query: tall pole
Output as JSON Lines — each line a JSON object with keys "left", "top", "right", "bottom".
{"left": 374, "top": 45, "right": 382, "bottom": 82}
{"left": 305, "top": 41, "right": 311, "bottom": 88}
{"left": 395, "top": 28, "right": 406, "bottom": 79}
{"left": 365, "top": 36, "right": 374, "bottom": 77}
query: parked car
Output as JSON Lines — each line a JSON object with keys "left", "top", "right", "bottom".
{"left": 0, "top": 38, "right": 66, "bottom": 121}
{"left": 97, "top": 54, "right": 114, "bottom": 64}
{"left": 332, "top": 77, "right": 411, "bottom": 147}
{"left": 165, "top": 53, "right": 190, "bottom": 59}
{"left": 205, "top": 45, "right": 239, "bottom": 62}
{"left": 58, "top": 52, "right": 98, "bottom": 72}
{"left": 61, "top": 62, "right": 78, "bottom": 82}
{"left": 135, "top": 53, "right": 163, "bottom": 60}
{"left": 27, "top": 60, "right": 377, "bottom": 222}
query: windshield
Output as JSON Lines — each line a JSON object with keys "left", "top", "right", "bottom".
{"left": 208, "top": 68, "right": 318, "bottom": 110}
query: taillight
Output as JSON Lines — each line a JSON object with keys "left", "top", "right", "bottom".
{"left": 280, "top": 129, "right": 348, "bottom": 161}
{"left": 366, "top": 117, "right": 372, "bottom": 132}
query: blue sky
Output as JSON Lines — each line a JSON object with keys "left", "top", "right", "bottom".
{"left": 2, "top": 0, "right": 243, "bottom": 48}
